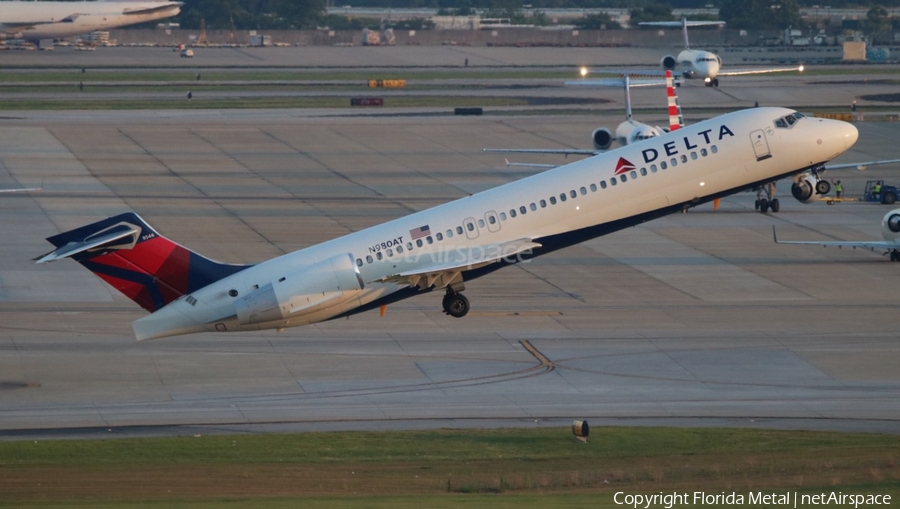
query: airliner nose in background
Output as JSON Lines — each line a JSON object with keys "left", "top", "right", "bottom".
{"left": 36, "top": 108, "right": 874, "bottom": 340}
{"left": 0, "top": 1, "right": 182, "bottom": 41}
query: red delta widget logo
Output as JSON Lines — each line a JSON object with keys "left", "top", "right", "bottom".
{"left": 641, "top": 124, "right": 735, "bottom": 164}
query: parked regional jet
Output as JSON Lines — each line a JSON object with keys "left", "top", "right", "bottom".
{"left": 38, "top": 108, "right": 863, "bottom": 340}
{"left": 485, "top": 71, "right": 684, "bottom": 160}
{"left": 0, "top": 1, "right": 182, "bottom": 41}
{"left": 582, "top": 18, "right": 804, "bottom": 87}
{"left": 774, "top": 208, "right": 900, "bottom": 261}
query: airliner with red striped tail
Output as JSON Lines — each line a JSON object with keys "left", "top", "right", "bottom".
{"left": 37, "top": 108, "right": 865, "bottom": 340}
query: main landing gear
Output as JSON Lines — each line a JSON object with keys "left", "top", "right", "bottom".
{"left": 754, "top": 182, "right": 780, "bottom": 213}
{"left": 890, "top": 250, "right": 900, "bottom": 262}
{"left": 442, "top": 289, "right": 470, "bottom": 318}
{"left": 705, "top": 78, "right": 719, "bottom": 87}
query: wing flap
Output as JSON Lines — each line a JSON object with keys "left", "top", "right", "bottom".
{"left": 371, "top": 239, "right": 541, "bottom": 288}
{"left": 773, "top": 227, "right": 898, "bottom": 250}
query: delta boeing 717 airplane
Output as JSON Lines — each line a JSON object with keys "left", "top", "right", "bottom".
{"left": 37, "top": 107, "right": 864, "bottom": 340}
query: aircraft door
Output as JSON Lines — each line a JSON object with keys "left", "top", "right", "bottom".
{"left": 484, "top": 211, "right": 501, "bottom": 233}
{"left": 749, "top": 129, "right": 771, "bottom": 161}
{"left": 462, "top": 217, "right": 480, "bottom": 240}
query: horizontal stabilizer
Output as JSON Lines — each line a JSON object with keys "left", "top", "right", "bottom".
{"left": 34, "top": 224, "right": 140, "bottom": 264}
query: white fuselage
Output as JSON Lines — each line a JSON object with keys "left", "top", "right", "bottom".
{"left": 615, "top": 119, "right": 664, "bottom": 147}
{"left": 676, "top": 49, "right": 722, "bottom": 80}
{"left": 0, "top": 1, "right": 181, "bottom": 40}
{"left": 134, "top": 108, "right": 858, "bottom": 340}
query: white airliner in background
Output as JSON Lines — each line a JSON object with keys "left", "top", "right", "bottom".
{"left": 582, "top": 18, "right": 804, "bottom": 87}
{"left": 38, "top": 108, "right": 863, "bottom": 340}
{"left": 774, "top": 208, "right": 900, "bottom": 261}
{"left": 0, "top": 1, "right": 181, "bottom": 41}
{"left": 485, "top": 71, "right": 684, "bottom": 161}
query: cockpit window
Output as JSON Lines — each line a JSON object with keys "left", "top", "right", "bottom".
{"left": 774, "top": 112, "right": 804, "bottom": 129}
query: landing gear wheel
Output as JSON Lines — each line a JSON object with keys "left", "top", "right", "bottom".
{"left": 759, "top": 198, "right": 769, "bottom": 213}
{"left": 891, "top": 250, "right": 900, "bottom": 262}
{"left": 442, "top": 292, "right": 470, "bottom": 318}
{"left": 815, "top": 180, "right": 831, "bottom": 195}
{"left": 755, "top": 199, "right": 761, "bottom": 210}
{"left": 770, "top": 198, "right": 780, "bottom": 213}
{"left": 712, "top": 78, "right": 719, "bottom": 87}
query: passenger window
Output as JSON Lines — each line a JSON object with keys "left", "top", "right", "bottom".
{"left": 630, "top": 171, "right": 637, "bottom": 179}
{"left": 519, "top": 206, "right": 526, "bottom": 214}
{"left": 488, "top": 215, "right": 496, "bottom": 224}
{"left": 540, "top": 199, "right": 547, "bottom": 207}
{"left": 671, "top": 158, "right": 677, "bottom": 167}
{"left": 651, "top": 164, "right": 658, "bottom": 173}
{"left": 466, "top": 222, "right": 475, "bottom": 231}
{"left": 446, "top": 230, "right": 453, "bottom": 238}
{"left": 499, "top": 212, "right": 507, "bottom": 220}
{"left": 680, "top": 155, "right": 687, "bottom": 163}
{"left": 620, "top": 174, "right": 627, "bottom": 182}
{"left": 700, "top": 148, "right": 708, "bottom": 157}
{"left": 570, "top": 190, "right": 577, "bottom": 198}
{"left": 436, "top": 232, "right": 443, "bottom": 241}
{"left": 510, "top": 209, "right": 517, "bottom": 218}
{"left": 661, "top": 161, "right": 668, "bottom": 170}
{"left": 426, "top": 236, "right": 433, "bottom": 244}
{"left": 610, "top": 178, "right": 617, "bottom": 186}
{"left": 356, "top": 258, "right": 363, "bottom": 267}
{"left": 366, "top": 255, "right": 373, "bottom": 263}
{"left": 580, "top": 186, "right": 587, "bottom": 195}
{"left": 691, "top": 152, "right": 698, "bottom": 160}
{"left": 590, "top": 183, "right": 597, "bottom": 192}
{"left": 407, "top": 242, "right": 413, "bottom": 251}
{"left": 478, "top": 219, "right": 485, "bottom": 228}
{"left": 550, "top": 196, "right": 557, "bottom": 205}
{"left": 397, "top": 245, "right": 404, "bottom": 254}
{"left": 530, "top": 203, "right": 536, "bottom": 211}
{"left": 416, "top": 239, "right": 423, "bottom": 247}
{"left": 640, "top": 168, "right": 647, "bottom": 176}
{"left": 457, "top": 226, "right": 464, "bottom": 234}
{"left": 560, "top": 193, "right": 567, "bottom": 202}
{"left": 376, "top": 252, "right": 383, "bottom": 261}
{"left": 711, "top": 145, "right": 718, "bottom": 154}
{"left": 600, "top": 181, "right": 607, "bottom": 189}
{"left": 387, "top": 249, "right": 393, "bottom": 257}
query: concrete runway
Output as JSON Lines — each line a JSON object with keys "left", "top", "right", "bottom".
{"left": 2, "top": 71, "right": 900, "bottom": 437}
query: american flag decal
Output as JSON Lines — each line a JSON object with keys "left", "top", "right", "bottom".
{"left": 614, "top": 157, "right": 635, "bottom": 175}
{"left": 409, "top": 225, "right": 431, "bottom": 240}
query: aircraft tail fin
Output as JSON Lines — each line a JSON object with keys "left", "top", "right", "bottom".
{"left": 36, "top": 212, "right": 250, "bottom": 312}
{"left": 665, "top": 70, "right": 684, "bottom": 131}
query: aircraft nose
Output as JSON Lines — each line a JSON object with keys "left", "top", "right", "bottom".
{"left": 841, "top": 121, "right": 859, "bottom": 149}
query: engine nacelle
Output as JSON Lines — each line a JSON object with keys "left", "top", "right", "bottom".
{"left": 234, "top": 253, "right": 364, "bottom": 325}
{"left": 592, "top": 127, "right": 613, "bottom": 151}
{"left": 660, "top": 55, "right": 677, "bottom": 71}
{"left": 790, "top": 175, "right": 818, "bottom": 204}
{"left": 883, "top": 209, "right": 900, "bottom": 242}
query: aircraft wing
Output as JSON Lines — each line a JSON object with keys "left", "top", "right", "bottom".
{"left": 0, "top": 187, "right": 41, "bottom": 193}
{"left": 483, "top": 148, "right": 599, "bottom": 156}
{"left": 717, "top": 65, "right": 804, "bottom": 77}
{"left": 823, "top": 158, "right": 900, "bottom": 171}
{"left": 638, "top": 21, "right": 725, "bottom": 27}
{"left": 773, "top": 227, "right": 898, "bottom": 250}
{"left": 566, "top": 78, "right": 669, "bottom": 87}
{"left": 123, "top": 3, "right": 184, "bottom": 16}
{"left": 370, "top": 238, "right": 541, "bottom": 289}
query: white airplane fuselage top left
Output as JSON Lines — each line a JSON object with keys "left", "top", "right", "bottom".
{"left": 0, "top": 1, "right": 182, "bottom": 40}
{"left": 36, "top": 107, "right": 858, "bottom": 340}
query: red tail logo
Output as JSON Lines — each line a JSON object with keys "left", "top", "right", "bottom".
{"left": 614, "top": 157, "right": 635, "bottom": 175}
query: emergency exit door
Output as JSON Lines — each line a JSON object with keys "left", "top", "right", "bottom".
{"left": 749, "top": 129, "right": 771, "bottom": 161}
